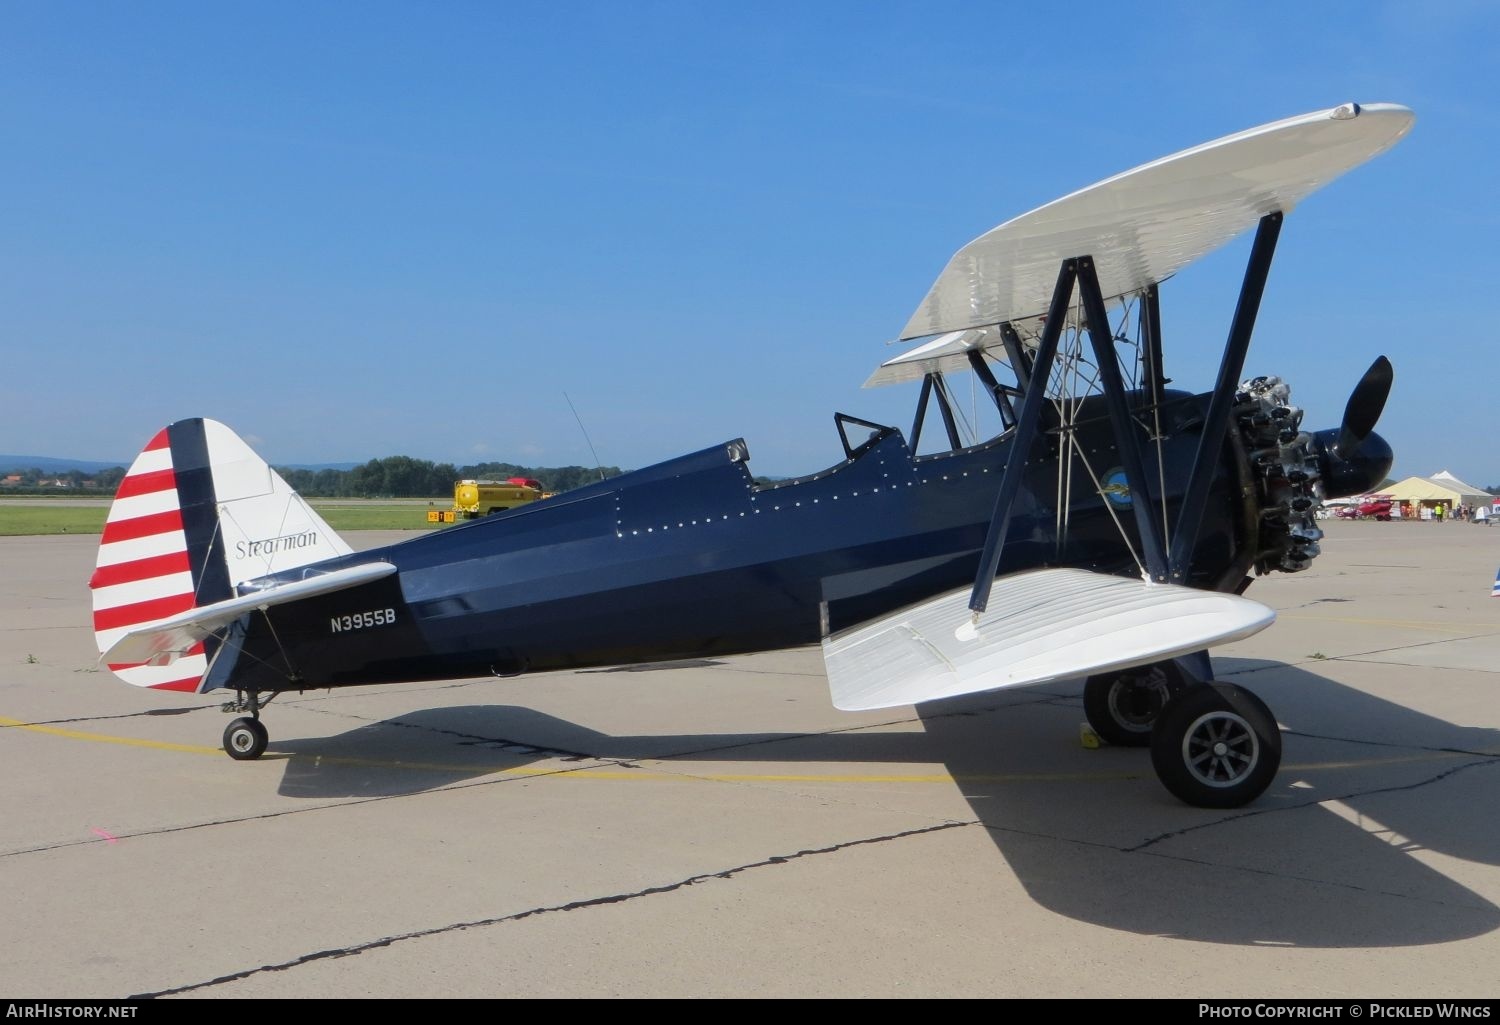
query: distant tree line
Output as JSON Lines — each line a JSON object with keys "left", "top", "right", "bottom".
{"left": 275, "top": 457, "right": 623, "bottom": 498}
{"left": 0, "top": 466, "right": 127, "bottom": 494}
{"left": 0, "top": 458, "right": 621, "bottom": 498}
{"left": 10, "top": 454, "right": 1474, "bottom": 500}
{"left": 2, "top": 456, "right": 793, "bottom": 499}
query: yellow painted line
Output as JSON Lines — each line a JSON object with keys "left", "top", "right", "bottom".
{"left": 599, "top": 770, "right": 1142, "bottom": 784}
{"left": 1, "top": 716, "right": 220, "bottom": 755}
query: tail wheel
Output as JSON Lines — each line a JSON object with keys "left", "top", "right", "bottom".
{"left": 1150, "top": 682, "right": 1281, "bottom": 808}
{"left": 223, "top": 717, "right": 269, "bottom": 761}
{"left": 1083, "top": 661, "right": 1186, "bottom": 747}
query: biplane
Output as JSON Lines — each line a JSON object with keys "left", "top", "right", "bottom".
{"left": 90, "top": 102, "right": 1413, "bottom": 808}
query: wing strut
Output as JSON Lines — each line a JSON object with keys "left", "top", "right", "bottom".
{"left": 999, "top": 322, "right": 1033, "bottom": 390}
{"left": 1141, "top": 283, "right": 1167, "bottom": 411}
{"left": 1077, "top": 257, "right": 1169, "bottom": 580}
{"left": 967, "top": 348, "right": 1018, "bottom": 430}
{"left": 932, "top": 375, "right": 965, "bottom": 450}
{"left": 1139, "top": 283, "right": 1172, "bottom": 552}
{"left": 1167, "top": 211, "right": 1282, "bottom": 582}
{"left": 968, "top": 258, "right": 1077, "bottom": 616}
{"left": 968, "top": 213, "right": 1283, "bottom": 612}
{"left": 909, "top": 374, "right": 934, "bottom": 453}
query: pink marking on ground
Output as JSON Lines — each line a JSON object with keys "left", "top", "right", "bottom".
{"left": 90, "top": 828, "right": 119, "bottom": 844}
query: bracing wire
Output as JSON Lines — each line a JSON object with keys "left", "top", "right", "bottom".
{"left": 564, "top": 392, "right": 607, "bottom": 481}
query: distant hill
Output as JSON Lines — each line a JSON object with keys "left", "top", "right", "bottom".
{"left": 0, "top": 455, "right": 129, "bottom": 474}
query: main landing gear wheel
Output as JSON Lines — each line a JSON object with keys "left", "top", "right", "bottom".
{"left": 1083, "top": 661, "right": 1186, "bottom": 747}
{"left": 223, "top": 717, "right": 269, "bottom": 761}
{"left": 1150, "top": 682, "right": 1281, "bottom": 808}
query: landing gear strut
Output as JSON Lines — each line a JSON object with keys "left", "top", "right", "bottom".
{"left": 1149, "top": 681, "right": 1281, "bottom": 808}
{"left": 223, "top": 717, "right": 268, "bottom": 760}
{"left": 1083, "top": 661, "right": 1186, "bottom": 747}
{"left": 222, "top": 690, "right": 271, "bottom": 761}
{"left": 1083, "top": 662, "right": 1282, "bottom": 807}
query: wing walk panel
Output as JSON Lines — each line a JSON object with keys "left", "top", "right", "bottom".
{"left": 822, "top": 567, "right": 1274, "bottom": 711}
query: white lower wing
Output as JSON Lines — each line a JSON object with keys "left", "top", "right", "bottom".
{"left": 101, "top": 562, "right": 397, "bottom": 668}
{"left": 822, "top": 568, "right": 1274, "bottom": 711}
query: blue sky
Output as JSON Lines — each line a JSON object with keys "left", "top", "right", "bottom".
{"left": 2, "top": 2, "right": 1495, "bottom": 484}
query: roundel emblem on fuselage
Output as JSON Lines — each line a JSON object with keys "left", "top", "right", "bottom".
{"left": 1101, "top": 469, "right": 1132, "bottom": 509}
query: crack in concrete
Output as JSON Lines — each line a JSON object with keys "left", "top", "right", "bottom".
{"left": 1280, "top": 729, "right": 1500, "bottom": 759}
{"left": 1322, "top": 631, "right": 1499, "bottom": 662}
{"left": 1126, "top": 756, "right": 1499, "bottom": 853}
{"left": 118, "top": 750, "right": 1498, "bottom": 998}
{"left": 128, "top": 820, "right": 970, "bottom": 998}
{"left": 0, "top": 756, "right": 622, "bottom": 860}
{"left": 0, "top": 691, "right": 1063, "bottom": 861}
{"left": 1340, "top": 657, "right": 1500, "bottom": 675}
{"left": 974, "top": 813, "right": 1500, "bottom": 915}
{"left": 1289, "top": 597, "right": 1354, "bottom": 610}
{"left": 962, "top": 763, "right": 1500, "bottom": 917}
{"left": 0, "top": 706, "right": 209, "bottom": 729}
{"left": 576, "top": 659, "right": 725, "bottom": 673}
{"left": 1214, "top": 629, "right": 1500, "bottom": 679}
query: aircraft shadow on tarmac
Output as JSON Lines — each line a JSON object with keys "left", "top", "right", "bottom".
{"left": 268, "top": 658, "right": 1500, "bottom": 949}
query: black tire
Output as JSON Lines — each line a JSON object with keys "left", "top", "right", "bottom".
{"left": 223, "top": 717, "right": 268, "bottom": 761}
{"left": 1083, "top": 662, "right": 1186, "bottom": 747}
{"left": 1150, "top": 682, "right": 1281, "bottom": 808}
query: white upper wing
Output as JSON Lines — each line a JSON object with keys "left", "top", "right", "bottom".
{"left": 900, "top": 102, "right": 1414, "bottom": 342}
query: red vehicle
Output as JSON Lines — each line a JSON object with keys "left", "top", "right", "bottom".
{"left": 1337, "top": 494, "right": 1394, "bottom": 520}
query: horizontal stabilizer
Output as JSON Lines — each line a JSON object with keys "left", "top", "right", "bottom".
{"left": 822, "top": 568, "right": 1274, "bottom": 711}
{"left": 101, "top": 562, "right": 397, "bottom": 668}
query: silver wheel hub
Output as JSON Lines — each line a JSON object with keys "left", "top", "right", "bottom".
{"left": 1181, "top": 710, "right": 1259, "bottom": 788}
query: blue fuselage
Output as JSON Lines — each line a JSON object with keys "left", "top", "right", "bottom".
{"left": 212, "top": 396, "right": 1253, "bottom": 693}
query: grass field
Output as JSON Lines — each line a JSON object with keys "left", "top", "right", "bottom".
{"left": 0, "top": 502, "right": 443, "bottom": 536}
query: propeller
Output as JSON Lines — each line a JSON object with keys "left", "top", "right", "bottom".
{"left": 1334, "top": 355, "right": 1393, "bottom": 458}
{"left": 1313, "top": 355, "right": 1395, "bottom": 499}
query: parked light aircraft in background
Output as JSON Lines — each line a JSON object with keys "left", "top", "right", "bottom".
{"left": 90, "top": 102, "right": 1413, "bottom": 808}
{"left": 1336, "top": 495, "right": 1396, "bottom": 520}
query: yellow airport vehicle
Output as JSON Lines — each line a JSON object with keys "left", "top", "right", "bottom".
{"left": 427, "top": 478, "right": 546, "bottom": 523}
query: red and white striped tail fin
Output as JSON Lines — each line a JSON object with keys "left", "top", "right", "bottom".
{"left": 91, "top": 428, "right": 206, "bottom": 691}
{"left": 89, "top": 419, "right": 352, "bottom": 692}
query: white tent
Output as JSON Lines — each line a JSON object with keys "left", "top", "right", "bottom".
{"left": 1429, "top": 471, "right": 1492, "bottom": 505}
{"left": 1385, "top": 470, "right": 1493, "bottom": 515}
